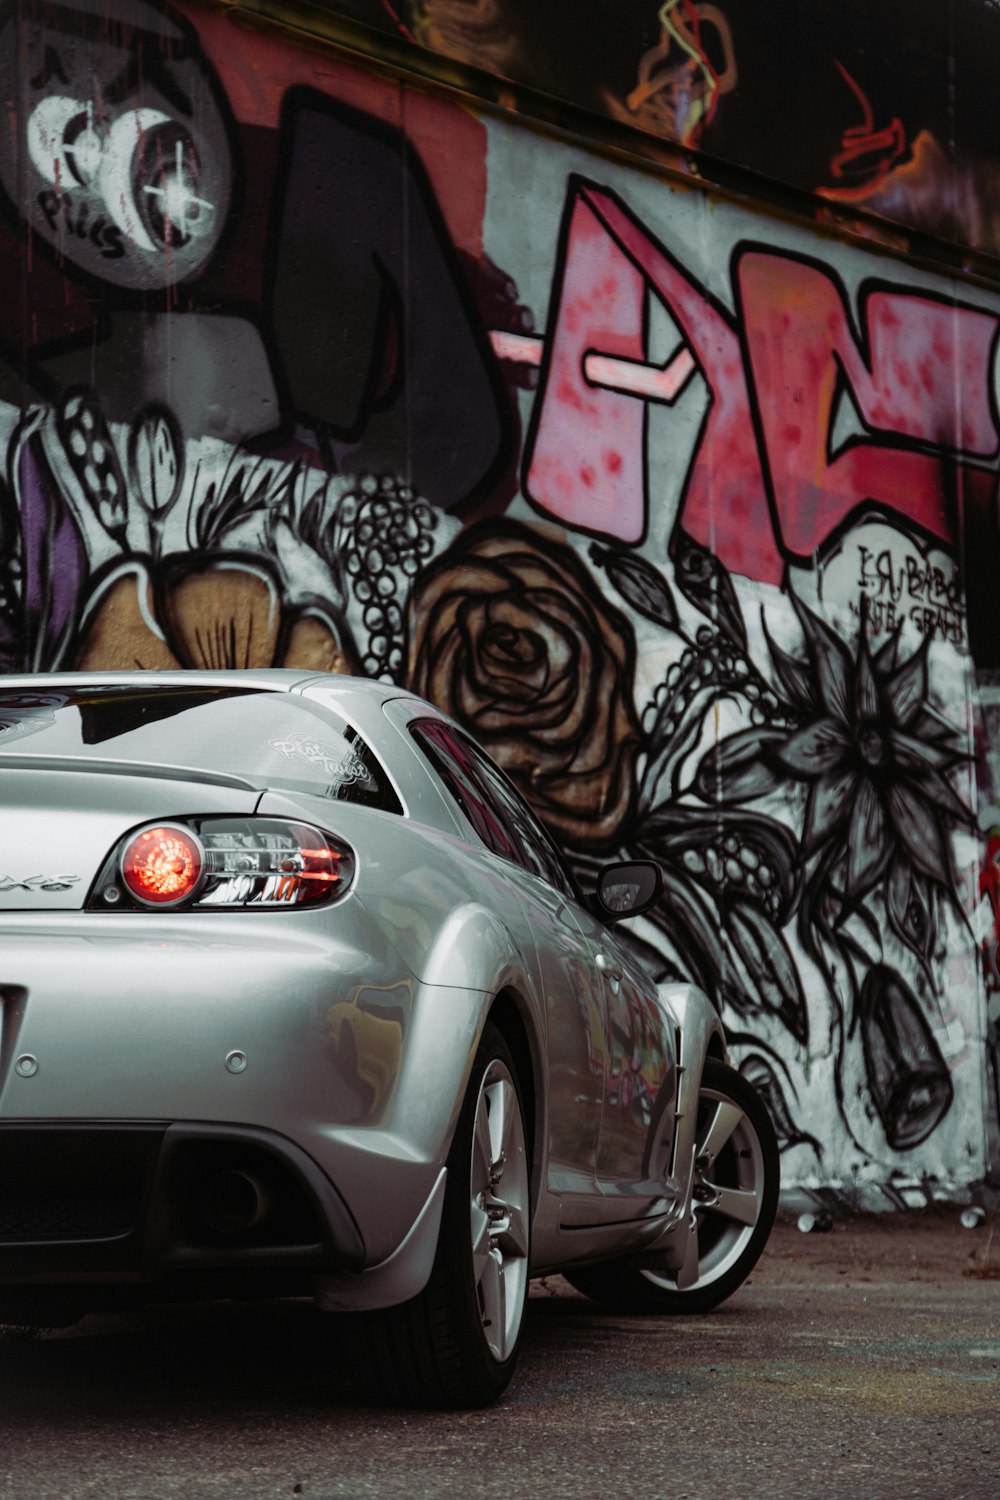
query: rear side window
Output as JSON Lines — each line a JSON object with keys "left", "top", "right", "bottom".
{"left": 412, "top": 718, "right": 521, "bottom": 862}
{"left": 0, "top": 686, "right": 401, "bottom": 812}
{"left": 411, "top": 718, "right": 575, "bottom": 895}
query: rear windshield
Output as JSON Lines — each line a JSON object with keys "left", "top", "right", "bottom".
{"left": 0, "top": 687, "right": 401, "bottom": 812}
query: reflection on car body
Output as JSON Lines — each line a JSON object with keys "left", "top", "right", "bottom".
{"left": 328, "top": 981, "right": 408, "bottom": 1121}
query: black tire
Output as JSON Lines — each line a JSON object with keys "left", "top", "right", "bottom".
{"left": 346, "top": 1022, "right": 531, "bottom": 1407}
{"left": 566, "top": 1058, "right": 779, "bottom": 1316}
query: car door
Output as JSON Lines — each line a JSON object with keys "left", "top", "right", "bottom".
{"left": 400, "top": 714, "right": 609, "bottom": 1222}
{"left": 571, "top": 899, "right": 678, "bottom": 1215}
{"left": 420, "top": 728, "right": 676, "bottom": 1216}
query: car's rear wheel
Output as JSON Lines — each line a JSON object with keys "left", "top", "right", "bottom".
{"left": 566, "top": 1059, "right": 778, "bottom": 1316}
{"left": 350, "top": 1021, "right": 531, "bottom": 1407}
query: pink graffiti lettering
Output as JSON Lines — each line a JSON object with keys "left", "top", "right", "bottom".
{"left": 511, "top": 179, "right": 1000, "bottom": 585}
{"left": 522, "top": 181, "right": 778, "bottom": 578}
{"left": 737, "top": 251, "right": 1000, "bottom": 563}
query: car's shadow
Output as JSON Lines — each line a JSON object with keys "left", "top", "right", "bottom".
{"left": 0, "top": 1288, "right": 650, "bottom": 1424}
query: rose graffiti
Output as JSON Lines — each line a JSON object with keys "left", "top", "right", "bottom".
{"left": 406, "top": 520, "right": 640, "bottom": 850}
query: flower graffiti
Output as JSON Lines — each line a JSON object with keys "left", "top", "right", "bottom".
{"left": 653, "top": 591, "right": 971, "bottom": 1150}
{"left": 696, "top": 598, "right": 973, "bottom": 977}
{"left": 74, "top": 556, "right": 354, "bottom": 674}
{"left": 858, "top": 965, "right": 954, "bottom": 1152}
{"left": 406, "top": 521, "right": 641, "bottom": 851}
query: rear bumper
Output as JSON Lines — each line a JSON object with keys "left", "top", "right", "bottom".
{"left": 0, "top": 913, "right": 484, "bottom": 1265}
{"left": 0, "top": 1119, "right": 365, "bottom": 1284}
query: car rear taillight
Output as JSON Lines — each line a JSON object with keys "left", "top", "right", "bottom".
{"left": 90, "top": 818, "right": 355, "bottom": 911}
{"left": 121, "top": 824, "right": 204, "bottom": 907}
{"left": 197, "top": 821, "right": 353, "bottom": 908}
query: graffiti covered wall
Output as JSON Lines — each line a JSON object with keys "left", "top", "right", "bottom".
{"left": 0, "top": 0, "right": 996, "bottom": 1192}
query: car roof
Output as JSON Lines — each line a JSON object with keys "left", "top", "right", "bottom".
{"left": 0, "top": 668, "right": 352, "bottom": 693}
{"left": 0, "top": 671, "right": 513, "bottom": 847}
{"left": 0, "top": 670, "right": 459, "bottom": 821}
{"left": 0, "top": 669, "right": 450, "bottom": 722}
{"left": 0, "top": 668, "right": 452, "bottom": 771}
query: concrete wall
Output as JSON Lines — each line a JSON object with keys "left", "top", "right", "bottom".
{"left": 1, "top": 0, "right": 997, "bottom": 1195}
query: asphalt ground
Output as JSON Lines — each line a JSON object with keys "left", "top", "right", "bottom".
{"left": 0, "top": 1208, "right": 997, "bottom": 1500}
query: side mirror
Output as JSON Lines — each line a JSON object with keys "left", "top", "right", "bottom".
{"left": 592, "top": 860, "right": 663, "bottom": 922}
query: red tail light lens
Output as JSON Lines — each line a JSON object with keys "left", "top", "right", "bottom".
{"left": 121, "top": 824, "right": 204, "bottom": 906}
{"left": 93, "top": 818, "right": 355, "bottom": 911}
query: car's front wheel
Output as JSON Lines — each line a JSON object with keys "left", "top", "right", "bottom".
{"left": 351, "top": 1021, "right": 531, "bottom": 1407}
{"left": 566, "top": 1059, "right": 778, "bottom": 1316}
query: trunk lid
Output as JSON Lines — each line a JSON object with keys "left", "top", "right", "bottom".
{"left": 0, "top": 764, "right": 260, "bottom": 911}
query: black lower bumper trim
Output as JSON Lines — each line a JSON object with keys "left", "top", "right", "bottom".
{"left": 0, "top": 1120, "right": 365, "bottom": 1283}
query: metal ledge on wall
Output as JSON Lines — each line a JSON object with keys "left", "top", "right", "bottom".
{"left": 224, "top": 0, "right": 1000, "bottom": 290}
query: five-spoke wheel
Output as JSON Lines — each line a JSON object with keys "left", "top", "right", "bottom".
{"left": 469, "top": 1056, "right": 531, "bottom": 1363}
{"left": 567, "top": 1059, "right": 778, "bottom": 1315}
{"left": 354, "top": 1022, "right": 531, "bottom": 1407}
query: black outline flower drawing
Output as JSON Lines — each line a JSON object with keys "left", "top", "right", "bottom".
{"left": 633, "top": 578, "right": 973, "bottom": 1154}
{"left": 770, "top": 597, "right": 971, "bottom": 904}
{"left": 697, "top": 594, "right": 974, "bottom": 984}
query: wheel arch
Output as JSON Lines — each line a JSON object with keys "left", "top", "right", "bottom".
{"left": 706, "top": 1030, "right": 727, "bottom": 1063}
{"left": 656, "top": 982, "right": 728, "bottom": 1072}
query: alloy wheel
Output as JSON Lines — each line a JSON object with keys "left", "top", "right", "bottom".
{"left": 468, "top": 1059, "right": 530, "bottom": 1361}
{"left": 646, "top": 1076, "right": 767, "bottom": 1294}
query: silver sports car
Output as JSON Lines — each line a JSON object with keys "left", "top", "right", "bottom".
{"left": 0, "top": 670, "right": 778, "bottom": 1406}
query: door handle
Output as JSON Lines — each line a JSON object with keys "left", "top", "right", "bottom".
{"left": 595, "top": 951, "right": 623, "bottom": 981}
